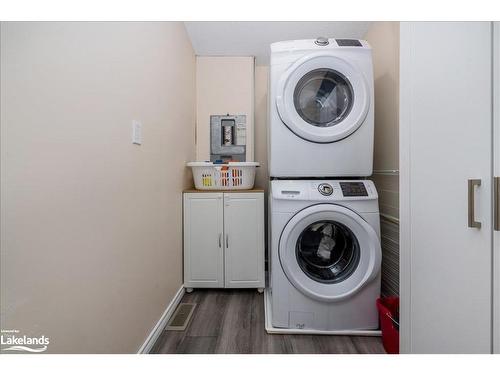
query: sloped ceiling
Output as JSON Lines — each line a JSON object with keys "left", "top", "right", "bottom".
{"left": 184, "top": 21, "right": 373, "bottom": 65}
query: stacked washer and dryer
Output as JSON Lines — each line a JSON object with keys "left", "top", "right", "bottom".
{"left": 267, "top": 37, "right": 382, "bottom": 333}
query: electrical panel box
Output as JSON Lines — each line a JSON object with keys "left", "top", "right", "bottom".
{"left": 210, "top": 114, "right": 247, "bottom": 162}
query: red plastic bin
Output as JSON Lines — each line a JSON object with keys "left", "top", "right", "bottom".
{"left": 377, "top": 297, "right": 399, "bottom": 354}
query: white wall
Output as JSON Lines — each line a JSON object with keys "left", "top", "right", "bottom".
{"left": 195, "top": 56, "right": 254, "bottom": 161}
{"left": 365, "top": 22, "right": 400, "bottom": 219}
{"left": 364, "top": 22, "right": 400, "bottom": 297}
{"left": 0, "top": 22, "right": 196, "bottom": 353}
{"left": 254, "top": 66, "right": 269, "bottom": 192}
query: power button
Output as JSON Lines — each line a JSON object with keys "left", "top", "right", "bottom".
{"left": 315, "top": 37, "right": 329, "bottom": 46}
{"left": 318, "top": 183, "right": 333, "bottom": 196}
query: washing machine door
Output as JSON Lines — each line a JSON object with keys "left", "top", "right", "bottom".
{"left": 276, "top": 53, "right": 370, "bottom": 143}
{"left": 279, "top": 204, "right": 381, "bottom": 302}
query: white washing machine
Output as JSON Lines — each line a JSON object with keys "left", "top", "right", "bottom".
{"left": 269, "top": 38, "right": 374, "bottom": 178}
{"left": 269, "top": 179, "right": 381, "bottom": 331}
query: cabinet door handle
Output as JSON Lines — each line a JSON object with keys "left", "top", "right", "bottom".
{"left": 494, "top": 177, "right": 499, "bottom": 231}
{"left": 218, "top": 233, "right": 222, "bottom": 248}
{"left": 468, "top": 179, "right": 482, "bottom": 229}
{"left": 225, "top": 234, "right": 229, "bottom": 248}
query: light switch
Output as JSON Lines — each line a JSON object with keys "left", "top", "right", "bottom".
{"left": 132, "top": 120, "right": 142, "bottom": 145}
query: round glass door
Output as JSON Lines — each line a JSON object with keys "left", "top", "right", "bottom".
{"left": 276, "top": 54, "right": 370, "bottom": 144}
{"left": 294, "top": 69, "right": 354, "bottom": 127}
{"left": 296, "top": 220, "right": 360, "bottom": 284}
{"left": 278, "top": 204, "right": 381, "bottom": 302}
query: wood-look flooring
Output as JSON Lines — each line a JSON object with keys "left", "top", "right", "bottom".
{"left": 150, "top": 289, "right": 385, "bottom": 354}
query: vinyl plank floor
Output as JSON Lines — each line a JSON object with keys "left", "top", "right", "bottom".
{"left": 351, "top": 336, "right": 387, "bottom": 354}
{"left": 151, "top": 331, "right": 184, "bottom": 354}
{"left": 177, "top": 336, "right": 217, "bottom": 354}
{"left": 312, "top": 335, "right": 359, "bottom": 354}
{"left": 249, "top": 290, "right": 292, "bottom": 354}
{"left": 187, "top": 290, "right": 230, "bottom": 337}
{"left": 150, "top": 289, "right": 386, "bottom": 354}
{"left": 215, "top": 291, "right": 253, "bottom": 353}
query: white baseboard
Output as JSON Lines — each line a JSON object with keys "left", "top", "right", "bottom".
{"left": 264, "top": 289, "right": 381, "bottom": 336}
{"left": 137, "top": 285, "right": 185, "bottom": 354}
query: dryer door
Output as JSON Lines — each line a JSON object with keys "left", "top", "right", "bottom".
{"left": 276, "top": 53, "right": 370, "bottom": 143}
{"left": 279, "top": 204, "right": 381, "bottom": 302}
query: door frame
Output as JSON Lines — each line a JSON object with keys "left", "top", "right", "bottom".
{"left": 399, "top": 21, "right": 413, "bottom": 354}
{"left": 493, "top": 21, "right": 500, "bottom": 354}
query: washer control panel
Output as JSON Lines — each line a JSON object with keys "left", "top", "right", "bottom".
{"left": 309, "top": 180, "right": 376, "bottom": 200}
{"left": 272, "top": 180, "right": 377, "bottom": 201}
{"left": 339, "top": 182, "right": 368, "bottom": 197}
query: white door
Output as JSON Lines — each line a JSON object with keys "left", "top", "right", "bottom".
{"left": 276, "top": 54, "right": 370, "bottom": 143}
{"left": 223, "top": 192, "right": 264, "bottom": 288}
{"left": 183, "top": 193, "right": 224, "bottom": 288}
{"left": 400, "top": 22, "right": 493, "bottom": 353}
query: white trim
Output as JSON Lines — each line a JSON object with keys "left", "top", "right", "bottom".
{"left": 398, "top": 21, "right": 413, "bottom": 354}
{"left": 137, "top": 285, "right": 185, "bottom": 354}
{"left": 263, "top": 289, "right": 381, "bottom": 337}
{"left": 493, "top": 21, "right": 500, "bottom": 354}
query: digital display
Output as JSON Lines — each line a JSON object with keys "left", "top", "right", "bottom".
{"left": 340, "top": 182, "right": 368, "bottom": 197}
{"left": 336, "top": 39, "right": 362, "bottom": 47}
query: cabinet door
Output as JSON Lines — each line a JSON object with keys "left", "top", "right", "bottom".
{"left": 184, "top": 193, "right": 224, "bottom": 288}
{"left": 400, "top": 22, "right": 493, "bottom": 353}
{"left": 223, "top": 192, "right": 264, "bottom": 288}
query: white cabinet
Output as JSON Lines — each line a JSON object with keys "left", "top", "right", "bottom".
{"left": 183, "top": 193, "right": 224, "bottom": 288}
{"left": 223, "top": 193, "right": 265, "bottom": 288}
{"left": 183, "top": 191, "right": 264, "bottom": 290}
{"left": 400, "top": 22, "right": 498, "bottom": 353}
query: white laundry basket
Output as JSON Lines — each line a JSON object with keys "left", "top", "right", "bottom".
{"left": 187, "top": 162, "right": 259, "bottom": 190}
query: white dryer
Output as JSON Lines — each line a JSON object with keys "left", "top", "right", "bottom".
{"left": 269, "top": 179, "right": 381, "bottom": 331}
{"left": 269, "top": 38, "right": 374, "bottom": 178}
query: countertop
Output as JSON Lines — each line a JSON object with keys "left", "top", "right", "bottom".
{"left": 183, "top": 188, "right": 264, "bottom": 193}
